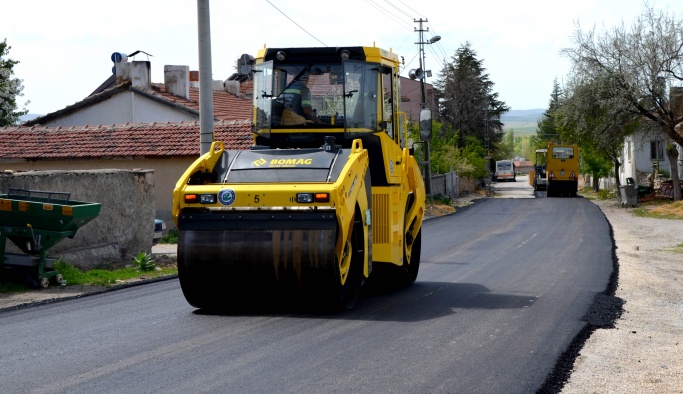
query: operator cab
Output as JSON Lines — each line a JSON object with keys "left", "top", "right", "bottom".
{"left": 252, "top": 47, "right": 397, "bottom": 149}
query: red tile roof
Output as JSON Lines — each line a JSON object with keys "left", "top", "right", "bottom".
{"left": 151, "top": 83, "right": 253, "bottom": 122}
{"left": 0, "top": 121, "right": 253, "bottom": 160}
{"left": 514, "top": 160, "right": 534, "bottom": 167}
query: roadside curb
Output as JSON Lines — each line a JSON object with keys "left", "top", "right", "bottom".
{"left": 0, "top": 274, "right": 178, "bottom": 314}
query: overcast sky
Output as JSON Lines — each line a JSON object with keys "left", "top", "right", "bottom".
{"left": 4, "top": 0, "right": 678, "bottom": 115}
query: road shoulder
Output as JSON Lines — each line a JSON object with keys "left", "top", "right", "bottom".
{"left": 561, "top": 198, "right": 683, "bottom": 393}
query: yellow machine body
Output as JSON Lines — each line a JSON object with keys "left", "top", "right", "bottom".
{"left": 543, "top": 142, "right": 580, "bottom": 197}
{"left": 172, "top": 46, "right": 425, "bottom": 310}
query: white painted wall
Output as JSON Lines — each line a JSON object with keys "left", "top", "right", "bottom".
{"left": 620, "top": 128, "right": 681, "bottom": 184}
{"left": 41, "top": 92, "right": 197, "bottom": 127}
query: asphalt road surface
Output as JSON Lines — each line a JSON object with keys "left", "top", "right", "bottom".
{"left": 0, "top": 196, "right": 613, "bottom": 393}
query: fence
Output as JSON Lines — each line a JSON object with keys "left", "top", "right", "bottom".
{"left": 429, "top": 171, "right": 479, "bottom": 198}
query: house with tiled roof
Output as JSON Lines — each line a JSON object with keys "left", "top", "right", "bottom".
{"left": 3, "top": 57, "right": 255, "bottom": 222}
{"left": 0, "top": 120, "right": 253, "bottom": 220}
{"left": 23, "top": 61, "right": 253, "bottom": 128}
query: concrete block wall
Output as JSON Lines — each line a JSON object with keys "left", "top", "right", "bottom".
{"left": 1, "top": 169, "right": 155, "bottom": 268}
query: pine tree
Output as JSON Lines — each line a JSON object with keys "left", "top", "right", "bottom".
{"left": 435, "top": 42, "right": 509, "bottom": 149}
{"left": 536, "top": 79, "right": 563, "bottom": 146}
{"left": 0, "top": 38, "right": 29, "bottom": 126}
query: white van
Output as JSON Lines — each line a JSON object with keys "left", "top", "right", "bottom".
{"left": 493, "top": 160, "right": 516, "bottom": 182}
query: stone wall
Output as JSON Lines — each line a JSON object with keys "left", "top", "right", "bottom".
{"left": 1, "top": 169, "right": 155, "bottom": 268}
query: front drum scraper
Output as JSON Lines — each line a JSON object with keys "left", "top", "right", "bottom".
{"left": 177, "top": 210, "right": 343, "bottom": 310}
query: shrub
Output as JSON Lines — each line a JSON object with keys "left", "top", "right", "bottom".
{"left": 133, "top": 252, "right": 157, "bottom": 272}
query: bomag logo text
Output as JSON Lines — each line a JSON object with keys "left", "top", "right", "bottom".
{"left": 268, "top": 158, "right": 313, "bottom": 167}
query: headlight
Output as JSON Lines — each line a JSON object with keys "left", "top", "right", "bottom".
{"left": 297, "top": 193, "right": 314, "bottom": 203}
{"left": 296, "top": 193, "right": 330, "bottom": 203}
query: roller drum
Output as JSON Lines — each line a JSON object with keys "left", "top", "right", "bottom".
{"left": 177, "top": 211, "right": 340, "bottom": 310}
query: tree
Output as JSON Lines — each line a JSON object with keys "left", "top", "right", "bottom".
{"left": 0, "top": 38, "right": 28, "bottom": 126}
{"left": 434, "top": 42, "right": 509, "bottom": 151}
{"left": 492, "top": 129, "right": 514, "bottom": 160}
{"left": 519, "top": 136, "right": 534, "bottom": 160}
{"left": 563, "top": 5, "right": 683, "bottom": 200}
{"left": 580, "top": 144, "right": 614, "bottom": 192}
{"left": 536, "top": 79, "right": 563, "bottom": 147}
{"left": 556, "top": 72, "right": 641, "bottom": 188}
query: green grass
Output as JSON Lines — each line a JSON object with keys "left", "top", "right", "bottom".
{"left": 0, "top": 258, "right": 177, "bottom": 293}
{"left": 578, "top": 187, "right": 615, "bottom": 201}
{"left": 53, "top": 260, "right": 176, "bottom": 286}
{"left": 0, "top": 282, "right": 30, "bottom": 294}
{"left": 159, "top": 230, "right": 178, "bottom": 244}
{"left": 631, "top": 208, "right": 683, "bottom": 220}
{"left": 670, "top": 243, "right": 683, "bottom": 253}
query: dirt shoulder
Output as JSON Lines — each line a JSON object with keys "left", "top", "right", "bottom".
{"left": 561, "top": 198, "right": 683, "bottom": 393}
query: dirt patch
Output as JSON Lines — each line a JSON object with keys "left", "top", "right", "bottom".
{"left": 560, "top": 197, "right": 683, "bottom": 393}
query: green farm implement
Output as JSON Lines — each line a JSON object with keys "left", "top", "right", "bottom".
{"left": 0, "top": 189, "right": 101, "bottom": 288}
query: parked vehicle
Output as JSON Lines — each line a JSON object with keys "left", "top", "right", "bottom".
{"left": 493, "top": 160, "right": 516, "bottom": 182}
{"left": 153, "top": 219, "right": 168, "bottom": 244}
{"left": 532, "top": 148, "right": 548, "bottom": 191}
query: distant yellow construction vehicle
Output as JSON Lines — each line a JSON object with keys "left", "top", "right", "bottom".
{"left": 533, "top": 142, "right": 579, "bottom": 197}
{"left": 172, "top": 46, "right": 426, "bottom": 310}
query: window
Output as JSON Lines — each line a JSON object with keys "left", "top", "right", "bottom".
{"left": 650, "top": 140, "right": 664, "bottom": 160}
{"left": 552, "top": 147, "right": 574, "bottom": 159}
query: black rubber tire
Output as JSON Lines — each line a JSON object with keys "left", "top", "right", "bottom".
{"left": 331, "top": 211, "right": 365, "bottom": 310}
{"left": 404, "top": 229, "right": 422, "bottom": 283}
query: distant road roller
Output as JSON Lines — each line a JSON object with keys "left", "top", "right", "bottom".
{"left": 172, "top": 46, "right": 426, "bottom": 310}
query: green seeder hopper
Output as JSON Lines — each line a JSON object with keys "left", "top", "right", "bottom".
{"left": 0, "top": 188, "right": 101, "bottom": 288}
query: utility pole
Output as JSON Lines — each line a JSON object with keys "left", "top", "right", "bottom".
{"left": 197, "top": 0, "right": 214, "bottom": 155}
{"left": 412, "top": 18, "right": 440, "bottom": 198}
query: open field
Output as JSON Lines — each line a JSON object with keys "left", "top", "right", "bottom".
{"left": 501, "top": 108, "right": 544, "bottom": 135}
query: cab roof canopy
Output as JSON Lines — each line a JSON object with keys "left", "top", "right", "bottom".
{"left": 259, "top": 46, "right": 399, "bottom": 65}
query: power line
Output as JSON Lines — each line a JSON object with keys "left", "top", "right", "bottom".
{"left": 265, "top": 0, "right": 327, "bottom": 46}
{"left": 396, "top": 0, "right": 423, "bottom": 19}
{"left": 428, "top": 21, "right": 449, "bottom": 60}
{"left": 364, "top": 0, "right": 414, "bottom": 30}
{"left": 402, "top": 51, "right": 419, "bottom": 72}
{"left": 384, "top": 0, "right": 413, "bottom": 19}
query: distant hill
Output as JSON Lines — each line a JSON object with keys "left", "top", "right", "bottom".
{"left": 501, "top": 108, "right": 544, "bottom": 135}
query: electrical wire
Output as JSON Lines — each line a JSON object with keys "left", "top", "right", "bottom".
{"left": 383, "top": 0, "right": 413, "bottom": 19}
{"left": 265, "top": 0, "right": 327, "bottom": 46}
{"left": 364, "top": 0, "right": 414, "bottom": 30}
{"left": 395, "top": 0, "right": 424, "bottom": 19}
{"left": 428, "top": 21, "right": 450, "bottom": 60}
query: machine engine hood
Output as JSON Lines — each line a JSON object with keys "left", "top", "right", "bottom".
{"left": 223, "top": 148, "right": 351, "bottom": 183}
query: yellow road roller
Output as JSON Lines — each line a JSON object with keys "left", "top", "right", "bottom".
{"left": 172, "top": 46, "right": 426, "bottom": 310}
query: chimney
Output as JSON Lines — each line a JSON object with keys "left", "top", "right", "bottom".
{"left": 189, "top": 71, "right": 200, "bottom": 89}
{"left": 164, "top": 65, "right": 190, "bottom": 99}
{"left": 224, "top": 80, "right": 240, "bottom": 97}
{"left": 212, "top": 80, "right": 224, "bottom": 91}
{"left": 130, "top": 61, "right": 151, "bottom": 88}
{"left": 116, "top": 61, "right": 151, "bottom": 87}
